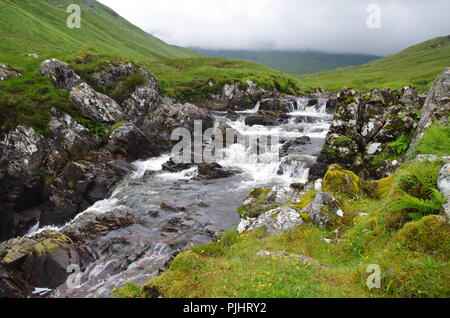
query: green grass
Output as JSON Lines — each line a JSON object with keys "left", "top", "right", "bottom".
{"left": 144, "top": 58, "right": 306, "bottom": 102}
{"left": 0, "top": 0, "right": 200, "bottom": 67}
{"left": 299, "top": 36, "right": 450, "bottom": 93}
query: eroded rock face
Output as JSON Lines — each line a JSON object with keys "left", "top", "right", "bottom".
{"left": 70, "top": 83, "right": 125, "bottom": 124}
{"left": 310, "top": 87, "right": 423, "bottom": 180}
{"left": 121, "top": 68, "right": 161, "bottom": 126}
{"left": 437, "top": 164, "right": 450, "bottom": 218}
{"left": 40, "top": 59, "right": 82, "bottom": 90}
{"left": 410, "top": 68, "right": 450, "bottom": 151}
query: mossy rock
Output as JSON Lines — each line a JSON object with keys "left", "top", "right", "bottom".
{"left": 237, "top": 188, "right": 278, "bottom": 218}
{"left": 395, "top": 215, "right": 450, "bottom": 260}
{"left": 322, "top": 164, "right": 363, "bottom": 198}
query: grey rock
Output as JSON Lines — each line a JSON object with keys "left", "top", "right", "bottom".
{"left": 301, "top": 191, "right": 342, "bottom": 229}
{"left": 438, "top": 164, "right": 450, "bottom": 218}
{"left": 40, "top": 59, "right": 82, "bottom": 90}
{"left": 70, "top": 83, "right": 124, "bottom": 123}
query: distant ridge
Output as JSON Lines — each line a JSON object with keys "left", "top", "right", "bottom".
{"left": 191, "top": 48, "right": 381, "bottom": 76}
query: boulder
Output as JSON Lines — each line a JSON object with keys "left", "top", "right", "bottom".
{"left": 239, "top": 206, "right": 304, "bottom": 235}
{"left": 106, "top": 122, "right": 157, "bottom": 160}
{"left": 301, "top": 191, "right": 343, "bottom": 229}
{"left": 245, "top": 114, "right": 278, "bottom": 126}
{"left": 279, "top": 137, "right": 312, "bottom": 157}
{"left": 197, "top": 163, "right": 239, "bottom": 180}
{"left": 70, "top": 83, "right": 125, "bottom": 124}
{"left": 147, "top": 102, "right": 215, "bottom": 151}
{"left": 39, "top": 59, "right": 82, "bottom": 91}
{"left": 322, "top": 164, "right": 363, "bottom": 198}
{"left": 0, "top": 231, "right": 94, "bottom": 296}
{"left": 437, "top": 164, "right": 450, "bottom": 218}
{"left": 259, "top": 98, "right": 296, "bottom": 113}
{"left": 311, "top": 87, "right": 421, "bottom": 180}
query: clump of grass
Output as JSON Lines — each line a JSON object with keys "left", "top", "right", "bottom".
{"left": 109, "top": 71, "right": 147, "bottom": 103}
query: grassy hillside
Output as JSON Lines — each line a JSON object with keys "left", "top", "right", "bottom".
{"left": 0, "top": 0, "right": 200, "bottom": 66}
{"left": 145, "top": 58, "right": 306, "bottom": 101}
{"left": 193, "top": 48, "right": 380, "bottom": 76}
{"left": 299, "top": 36, "right": 450, "bottom": 93}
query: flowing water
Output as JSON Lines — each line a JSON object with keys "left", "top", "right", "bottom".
{"left": 34, "top": 98, "right": 333, "bottom": 298}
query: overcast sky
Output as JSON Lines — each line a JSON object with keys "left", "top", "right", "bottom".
{"left": 98, "top": 0, "right": 450, "bottom": 56}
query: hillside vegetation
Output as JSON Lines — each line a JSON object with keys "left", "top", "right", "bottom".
{"left": 0, "top": 0, "right": 200, "bottom": 66}
{"left": 145, "top": 58, "right": 306, "bottom": 101}
{"left": 193, "top": 48, "right": 380, "bottom": 76}
{"left": 300, "top": 36, "right": 450, "bottom": 93}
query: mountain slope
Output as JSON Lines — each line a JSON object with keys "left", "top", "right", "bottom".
{"left": 299, "top": 36, "right": 450, "bottom": 93}
{"left": 0, "top": 0, "right": 200, "bottom": 65}
{"left": 192, "top": 48, "right": 381, "bottom": 76}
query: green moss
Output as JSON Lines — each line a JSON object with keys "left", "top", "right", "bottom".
{"left": 322, "top": 164, "right": 363, "bottom": 199}
{"left": 237, "top": 188, "right": 277, "bottom": 218}
{"left": 395, "top": 215, "right": 450, "bottom": 260}
{"left": 112, "top": 282, "right": 142, "bottom": 298}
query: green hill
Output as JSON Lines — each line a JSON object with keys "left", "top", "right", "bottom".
{"left": 192, "top": 48, "right": 381, "bottom": 76}
{"left": 299, "top": 36, "right": 450, "bottom": 93}
{"left": 0, "top": 0, "right": 200, "bottom": 65}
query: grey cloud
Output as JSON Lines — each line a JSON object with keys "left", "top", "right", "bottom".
{"left": 99, "top": 0, "right": 450, "bottom": 55}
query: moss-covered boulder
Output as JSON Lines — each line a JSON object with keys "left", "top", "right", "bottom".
{"left": 322, "top": 164, "right": 363, "bottom": 199}
{"left": 237, "top": 188, "right": 278, "bottom": 218}
{"left": 395, "top": 215, "right": 450, "bottom": 260}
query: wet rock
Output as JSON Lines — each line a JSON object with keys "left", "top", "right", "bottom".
{"left": 197, "top": 163, "right": 239, "bottom": 180}
{"left": 245, "top": 114, "right": 278, "bottom": 126}
{"left": 70, "top": 83, "right": 125, "bottom": 124}
{"left": 277, "top": 155, "right": 316, "bottom": 178}
{"left": 39, "top": 59, "right": 82, "bottom": 90}
{"left": 0, "top": 231, "right": 94, "bottom": 296}
{"left": 162, "top": 157, "right": 195, "bottom": 173}
{"left": 259, "top": 98, "right": 296, "bottom": 113}
{"left": 148, "top": 210, "right": 160, "bottom": 218}
{"left": 160, "top": 201, "right": 187, "bottom": 212}
{"left": 107, "top": 122, "right": 158, "bottom": 160}
{"left": 225, "top": 110, "right": 240, "bottom": 121}
{"left": 148, "top": 102, "right": 215, "bottom": 151}
{"left": 63, "top": 212, "right": 135, "bottom": 239}
{"left": 280, "top": 136, "right": 312, "bottom": 157}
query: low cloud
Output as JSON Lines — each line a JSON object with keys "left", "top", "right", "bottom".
{"left": 99, "top": 0, "right": 450, "bottom": 56}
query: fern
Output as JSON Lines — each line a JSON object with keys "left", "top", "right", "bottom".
{"left": 387, "top": 189, "right": 445, "bottom": 216}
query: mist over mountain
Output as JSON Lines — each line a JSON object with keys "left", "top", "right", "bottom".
{"left": 191, "top": 48, "right": 381, "bottom": 76}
